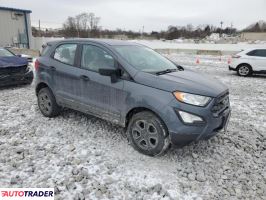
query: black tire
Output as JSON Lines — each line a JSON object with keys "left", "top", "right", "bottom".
{"left": 37, "top": 87, "right": 61, "bottom": 117}
{"left": 127, "top": 111, "right": 170, "bottom": 156}
{"left": 237, "top": 64, "right": 252, "bottom": 77}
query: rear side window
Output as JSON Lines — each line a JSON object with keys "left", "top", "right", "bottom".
{"left": 81, "top": 45, "right": 115, "bottom": 72}
{"left": 53, "top": 44, "right": 77, "bottom": 65}
{"left": 247, "top": 49, "right": 266, "bottom": 57}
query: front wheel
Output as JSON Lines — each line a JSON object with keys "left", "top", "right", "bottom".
{"left": 237, "top": 64, "right": 252, "bottom": 77}
{"left": 127, "top": 111, "right": 170, "bottom": 156}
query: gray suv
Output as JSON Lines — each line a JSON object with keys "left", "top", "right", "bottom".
{"left": 35, "top": 39, "right": 231, "bottom": 156}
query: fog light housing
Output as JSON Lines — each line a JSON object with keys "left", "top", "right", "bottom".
{"left": 178, "top": 111, "right": 204, "bottom": 124}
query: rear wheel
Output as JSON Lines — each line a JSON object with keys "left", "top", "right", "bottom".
{"left": 237, "top": 64, "right": 252, "bottom": 77}
{"left": 127, "top": 111, "right": 170, "bottom": 156}
{"left": 37, "top": 87, "right": 61, "bottom": 117}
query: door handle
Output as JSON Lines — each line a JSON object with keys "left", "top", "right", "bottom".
{"left": 50, "top": 66, "right": 56, "bottom": 71}
{"left": 80, "top": 75, "right": 90, "bottom": 81}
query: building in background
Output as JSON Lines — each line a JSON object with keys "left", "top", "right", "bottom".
{"left": 241, "top": 32, "right": 266, "bottom": 41}
{"left": 0, "top": 7, "right": 32, "bottom": 49}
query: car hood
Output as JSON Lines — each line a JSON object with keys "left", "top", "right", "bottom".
{"left": 0, "top": 56, "right": 28, "bottom": 68}
{"left": 134, "top": 69, "right": 228, "bottom": 97}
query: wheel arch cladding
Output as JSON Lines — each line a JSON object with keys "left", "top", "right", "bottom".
{"left": 125, "top": 107, "right": 169, "bottom": 136}
{"left": 36, "top": 82, "right": 50, "bottom": 95}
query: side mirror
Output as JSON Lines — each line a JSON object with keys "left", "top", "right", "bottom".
{"left": 16, "top": 54, "right": 22, "bottom": 57}
{"left": 99, "top": 68, "right": 121, "bottom": 83}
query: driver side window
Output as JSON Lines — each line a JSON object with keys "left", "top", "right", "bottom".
{"left": 81, "top": 45, "right": 115, "bottom": 72}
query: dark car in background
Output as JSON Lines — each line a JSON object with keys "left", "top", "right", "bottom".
{"left": 35, "top": 39, "right": 231, "bottom": 156}
{"left": 0, "top": 47, "right": 33, "bottom": 87}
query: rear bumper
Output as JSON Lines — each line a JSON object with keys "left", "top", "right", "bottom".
{"left": 0, "top": 69, "right": 33, "bottom": 87}
{"left": 228, "top": 65, "right": 236, "bottom": 71}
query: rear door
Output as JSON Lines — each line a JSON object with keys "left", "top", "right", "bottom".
{"left": 49, "top": 43, "right": 82, "bottom": 108}
{"left": 247, "top": 49, "right": 266, "bottom": 71}
{"left": 78, "top": 43, "right": 126, "bottom": 124}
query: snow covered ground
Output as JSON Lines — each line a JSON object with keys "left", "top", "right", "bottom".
{"left": 0, "top": 55, "right": 265, "bottom": 200}
{"left": 132, "top": 40, "right": 266, "bottom": 51}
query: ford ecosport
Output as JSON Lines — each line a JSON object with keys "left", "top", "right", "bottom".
{"left": 35, "top": 39, "right": 231, "bottom": 156}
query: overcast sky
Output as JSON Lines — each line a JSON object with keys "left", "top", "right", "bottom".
{"left": 1, "top": 0, "right": 266, "bottom": 32}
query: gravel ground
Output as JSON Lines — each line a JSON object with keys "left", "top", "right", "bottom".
{"left": 0, "top": 54, "right": 265, "bottom": 200}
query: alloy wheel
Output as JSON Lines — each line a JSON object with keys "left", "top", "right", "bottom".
{"left": 131, "top": 120, "right": 159, "bottom": 150}
{"left": 38, "top": 92, "right": 52, "bottom": 115}
{"left": 238, "top": 65, "right": 250, "bottom": 76}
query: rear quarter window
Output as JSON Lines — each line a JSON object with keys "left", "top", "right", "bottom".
{"left": 246, "top": 50, "right": 256, "bottom": 56}
{"left": 246, "top": 49, "right": 266, "bottom": 57}
{"left": 53, "top": 44, "right": 77, "bottom": 65}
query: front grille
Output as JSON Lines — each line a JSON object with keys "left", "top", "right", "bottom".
{"left": 0, "top": 65, "right": 28, "bottom": 75}
{"left": 212, "top": 91, "right": 230, "bottom": 117}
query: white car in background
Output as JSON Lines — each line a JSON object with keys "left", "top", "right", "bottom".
{"left": 229, "top": 48, "right": 266, "bottom": 76}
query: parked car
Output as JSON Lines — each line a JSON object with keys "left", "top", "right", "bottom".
{"left": 35, "top": 39, "right": 231, "bottom": 156}
{"left": 0, "top": 47, "right": 33, "bottom": 87}
{"left": 229, "top": 48, "right": 266, "bottom": 76}
{"left": 4, "top": 47, "right": 33, "bottom": 63}
{"left": 20, "top": 54, "right": 33, "bottom": 63}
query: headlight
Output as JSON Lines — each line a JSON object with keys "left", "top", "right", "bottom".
{"left": 173, "top": 91, "right": 211, "bottom": 107}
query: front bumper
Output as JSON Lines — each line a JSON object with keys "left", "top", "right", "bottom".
{"left": 0, "top": 69, "right": 33, "bottom": 87}
{"left": 170, "top": 108, "right": 231, "bottom": 146}
{"left": 162, "top": 91, "right": 231, "bottom": 146}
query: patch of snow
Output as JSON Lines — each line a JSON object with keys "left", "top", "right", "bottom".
{"left": 130, "top": 40, "right": 266, "bottom": 51}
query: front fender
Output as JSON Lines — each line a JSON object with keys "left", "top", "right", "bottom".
{"left": 122, "top": 81, "right": 175, "bottom": 127}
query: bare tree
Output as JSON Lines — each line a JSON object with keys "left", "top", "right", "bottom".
{"left": 63, "top": 16, "right": 78, "bottom": 37}
{"left": 62, "top": 12, "right": 100, "bottom": 38}
{"left": 88, "top": 13, "right": 100, "bottom": 30}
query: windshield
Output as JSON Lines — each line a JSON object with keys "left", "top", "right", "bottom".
{"left": 114, "top": 45, "right": 177, "bottom": 73}
{"left": 0, "top": 48, "right": 14, "bottom": 57}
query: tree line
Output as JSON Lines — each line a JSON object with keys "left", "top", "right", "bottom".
{"left": 32, "top": 12, "right": 264, "bottom": 39}
{"left": 151, "top": 24, "right": 237, "bottom": 40}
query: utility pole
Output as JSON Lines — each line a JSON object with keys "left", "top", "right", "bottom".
{"left": 220, "top": 21, "right": 223, "bottom": 37}
{"left": 38, "top": 20, "right": 41, "bottom": 37}
{"left": 231, "top": 22, "right": 233, "bottom": 35}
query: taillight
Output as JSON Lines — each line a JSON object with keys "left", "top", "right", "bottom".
{"left": 228, "top": 56, "right": 232, "bottom": 64}
{"left": 232, "top": 55, "right": 241, "bottom": 59}
{"left": 34, "top": 59, "right": 40, "bottom": 71}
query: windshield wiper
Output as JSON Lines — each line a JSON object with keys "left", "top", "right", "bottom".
{"left": 155, "top": 68, "right": 177, "bottom": 75}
